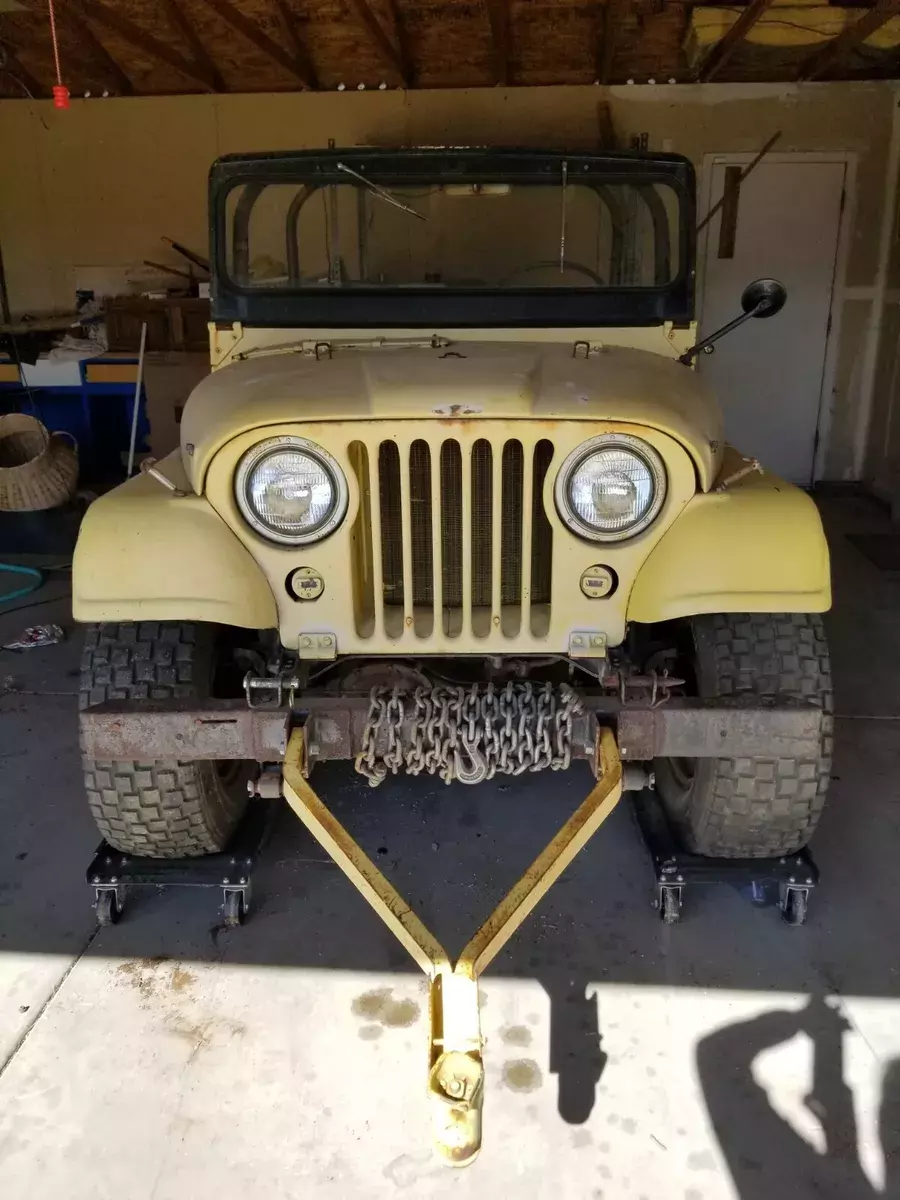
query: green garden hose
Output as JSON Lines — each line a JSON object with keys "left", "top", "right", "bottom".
{"left": 0, "top": 562, "right": 45, "bottom": 604}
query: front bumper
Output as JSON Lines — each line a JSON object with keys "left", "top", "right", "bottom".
{"left": 79, "top": 694, "right": 823, "bottom": 764}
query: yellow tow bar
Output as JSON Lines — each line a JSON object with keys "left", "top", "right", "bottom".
{"left": 281, "top": 724, "right": 623, "bottom": 1166}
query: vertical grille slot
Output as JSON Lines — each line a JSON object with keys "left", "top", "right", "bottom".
{"left": 530, "top": 439, "right": 554, "bottom": 636}
{"left": 471, "top": 441, "right": 493, "bottom": 624}
{"left": 409, "top": 440, "right": 434, "bottom": 637}
{"left": 500, "top": 440, "right": 524, "bottom": 636}
{"left": 440, "top": 441, "right": 463, "bottom": 636}
{"left": 377, "top": 442, "right": 404, "bottom": 637}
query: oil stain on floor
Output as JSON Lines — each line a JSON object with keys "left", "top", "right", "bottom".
{"left": 501, "top": 1059, "right": 543, "bottom": 1093}
{"left": 351, "top": 987, "right": 420, "bottom": 1030}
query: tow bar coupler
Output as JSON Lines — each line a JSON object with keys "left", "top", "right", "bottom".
{"left": 281, "top": 724, "right": 623, "bottom": 1166}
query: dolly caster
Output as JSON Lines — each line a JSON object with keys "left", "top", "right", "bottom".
{"left": 222, "top": 888, "right": 247, "bottom": 928}
{"left": 658, "top": 885, "right": 683, "bottom": 924}
{"left": 95, "top": 887, "right": 123, "bottom": 927}
{"left": 780, "top": 885, "right": 809, "bottom": 927}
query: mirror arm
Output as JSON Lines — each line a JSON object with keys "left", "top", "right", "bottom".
{"left": 678, "top": 306, "right": 758, "bottom": 366}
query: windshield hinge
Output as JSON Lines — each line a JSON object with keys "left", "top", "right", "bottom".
{"left": 572, "top": 340, "right": 602, "bottom": 359}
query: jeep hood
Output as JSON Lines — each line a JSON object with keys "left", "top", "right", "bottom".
{"left": 181, "top": 342, "right": 723, "bottom": 492}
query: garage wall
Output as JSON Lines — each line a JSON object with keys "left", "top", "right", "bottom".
{"left": 0, "top": 81, "right": 895, "bottom": 479}
{"left": 864, "top": 100, "right": 900, "bottom": 504}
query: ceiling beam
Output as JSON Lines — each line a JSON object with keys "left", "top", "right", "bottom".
{"left": 271, "top": 0, "right": 318, "bottom": 89}
{"left": 57, "top": 8, "right": 136, "bottom": 95}
{"left": 346, "top": 0, "right": 411, "bottom": 86}
{"left": 797, "top": 0, "right": 900, "bottom": 81}
{"left": 71, "top": 0, "right": 221, "bottom": 91}
{"left": 695, "top": 0, "right": 775, "bottom": 82}
{"left": 485, "top": 0, "right": 510, "bottom": 85}
{"left": 195, "top": 0, "right": 314, "bottom": 86}
{"left": 0, "top": 48, "right": 46, "bottom": 98}
{"left": 598, "top": 0, "right": 618, "bottom": 85}
{"left": 162, "top": 0, "right": 227, "bottom": 92}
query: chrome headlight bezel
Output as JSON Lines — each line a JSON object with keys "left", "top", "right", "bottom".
{"left": 554, "top": 432, "right": 667, "bottom": 543}
{"left": 235, "top": 435, "right": 349, "bottom": 546}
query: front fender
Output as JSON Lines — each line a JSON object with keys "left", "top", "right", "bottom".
{"left": 73, "top": 451, "right": 277, "bottom": 629}
{"left": 627, "top": 469, "right": 830, "bottom": 624}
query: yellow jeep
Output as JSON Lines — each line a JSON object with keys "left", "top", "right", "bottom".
{"left": 74, "top": 146, "right": 832, "bottom": 864}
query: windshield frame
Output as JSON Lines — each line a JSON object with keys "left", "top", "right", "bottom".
{"left": 209, "top": 147, "right": 696, "bottom": 330}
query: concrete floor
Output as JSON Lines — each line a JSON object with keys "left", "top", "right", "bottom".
{"left": 2, "top": 495, "right": 900, "bottom": 1199}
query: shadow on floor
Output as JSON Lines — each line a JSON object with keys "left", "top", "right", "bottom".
{"left": 698, "top": 995, "right": 900, "bottom": 1198}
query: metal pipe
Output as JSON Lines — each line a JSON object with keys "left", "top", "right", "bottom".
{"left": 126, "top": 321, "right": 147, "bottom": 478}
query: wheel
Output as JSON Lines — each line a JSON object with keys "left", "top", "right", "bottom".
{"left": 95, "top": 890, "right": 120, "bottom": 926}
{"left": 80, "top": 621, "right": 252, "bottom": 859}
{"left": 659, "top": 886, "right": 682, "bottom": 924}
{"left": 655, "top": 613, "right": 833, "bottom": 858}
{"left": 781, "top": 887, "right": 808, "bottom": 926}
{"left": 222, "top": 890, "right": 245, "bottom": 928}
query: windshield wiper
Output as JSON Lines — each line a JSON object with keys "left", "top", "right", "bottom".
{"left": 336, "top": 162, "right": 427, "bottom": 221}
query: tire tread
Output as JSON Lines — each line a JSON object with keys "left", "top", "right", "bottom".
{"left": 80, "top": 621, "right": 246, "bottom": 857}
{"left": 675, "top": 612, "right": 832, "bottom": 857}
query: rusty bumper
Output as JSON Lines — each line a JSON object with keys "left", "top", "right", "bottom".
{"left": 79, "top": 694, "right": 823, "bottom": 763}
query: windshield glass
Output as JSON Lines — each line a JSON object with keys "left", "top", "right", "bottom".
{"left": 224, "top": 175, "right": 681, "bottom": 292}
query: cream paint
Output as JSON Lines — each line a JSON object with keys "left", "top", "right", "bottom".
{"left": 182, "top": 340, "right": 724, "bottom": 493}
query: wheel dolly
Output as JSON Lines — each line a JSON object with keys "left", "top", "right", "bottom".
{"left": 86, "top": 795, "right": 281, "bottom": 928}
{"left": 630, "top": 787, "right": 819, "bottom": 926}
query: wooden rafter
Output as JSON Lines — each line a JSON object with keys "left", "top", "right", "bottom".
{"left": 485, "top": 0, "right": 511, "bottom": 85}
{"left": 346, "top": 0, "right": 411, "bottom": 86}
{"left": 797, "top": 0, "right": 900, "bottom": 81}
{"left": 162, "top": 0, "right": 227, "bottom": 92}
{"left": 270, "top": 0, "right": 318, "bottom": 89}
{"left": 195, "top": 0, "right": 314, "bottom": 87}
{"left": 58, "top": 7, "right": 135, "bottom": 95}
{"left": 695, "top": 0, "right": 775, "bottom": 82}
{"left": 72, "top": 0, "right": 221, "bottom": 91}
{"left": 0, "top": 47, "right": 46, "bottom": 98}
{"left": 599, "top": 0, "right": 618, "bottom": 85}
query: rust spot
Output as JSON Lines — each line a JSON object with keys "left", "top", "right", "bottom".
{"left": 431, "top": 403, "right": 483, "bottom": 417}
{"left": 170, "top": 966, "right": 195, "bottom": 993}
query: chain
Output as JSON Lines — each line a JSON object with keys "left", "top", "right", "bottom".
{"left": 354, "top": 683, "right": 584, "bottom": 788}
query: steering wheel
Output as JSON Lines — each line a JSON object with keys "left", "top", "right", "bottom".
{"left": 500, "top": 260, "right": 606, "bottom": 286}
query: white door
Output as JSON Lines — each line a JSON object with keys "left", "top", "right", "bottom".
{"left": 698, "top": 158, "right": 845, "bottom": 484}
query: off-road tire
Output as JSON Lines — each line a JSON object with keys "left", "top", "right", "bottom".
{"left": 655, "top": 613, "right": 833, "bottom": 858}
{"left": 80, "top": 621, "right": 250, "bottom": 858}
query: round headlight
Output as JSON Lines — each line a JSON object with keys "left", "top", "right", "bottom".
{"left": 235, "top": 437, "right": 348, "bottom": 545}
{"left": 555, "top": 434, "right": 666, "bottom": 542}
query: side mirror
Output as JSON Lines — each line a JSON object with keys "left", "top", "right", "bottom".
{"left": 741, "top": 277, "right": 787, "bottom": 319}
{"left": 679, "top": 277, "right": 788, "bottom": 365}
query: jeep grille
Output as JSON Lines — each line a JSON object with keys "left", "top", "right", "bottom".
{"left": 349, "top": 433, "right": 554, "bottom": 640}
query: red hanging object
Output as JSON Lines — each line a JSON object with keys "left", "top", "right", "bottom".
{"left": 47, "top": 0, "right": 69, "bottom": 109}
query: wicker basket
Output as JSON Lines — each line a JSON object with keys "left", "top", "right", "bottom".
{"left": 0, "top": 413, "right": 79, "bottom": 512}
